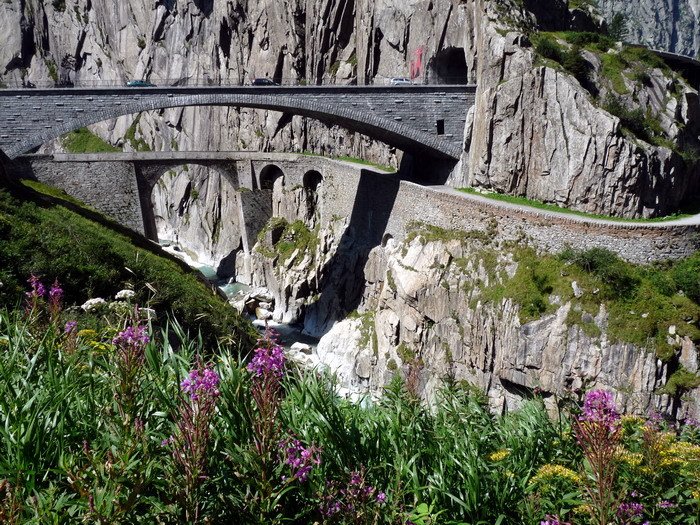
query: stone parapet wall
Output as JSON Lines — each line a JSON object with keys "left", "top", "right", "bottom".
{"left": 319, "top": 164, "right": 700, "bottom": 264}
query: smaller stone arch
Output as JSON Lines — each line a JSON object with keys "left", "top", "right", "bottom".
{"left": 303, "top": 169, "right": 323, "bottom": 192}
{"left": 302, "top": 169, "right": 324, "bottom": 223}
{"left": 381, "top": 233, "right": 394, "bottom": 248}
{"left": 259, "top": 164, "right": 285, "bottom": 190}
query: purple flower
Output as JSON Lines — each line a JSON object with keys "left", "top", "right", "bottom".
{"left": 278, "top": 436, "right": 321, "bottom": 482}
{"left": 350, "top": 471, "right": 362, "bottom": 486}
{"left": 618, "top": 501, "right": 644, "bottom": 520}
{"left": 181, "top": 367, "right": 220, "bottom": 400}
{"left": 112, "top": 324, "right": 150, "bottom": 349}
{"left": 49, "top": 279, "right": 63, "bottom": 303}
{"left": 376, "top": 492, "right": 386, "bottom": 503}
{"left": 657, "top": 500, "right": 676, "bottom": 509}
{"left": 64, "top": 321, "right": 78, "bottom": 334}
{"left": 580, "top": 389, "right": 620, "bottom": 430}
{"left": 247, "top": 338, "right": 285, "bottom": 379}
{"left": 684, "top": 417, "right": 700, "bottom": 429}
{"left": 27, "top": 274, "right": 46, "bottom": 299}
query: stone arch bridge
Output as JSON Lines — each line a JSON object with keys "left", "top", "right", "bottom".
{"left": 15, "top": 152, "right": 367, "bottom": 260}
{"left": 0, "top": 85, "right": 475, "bottom": 160}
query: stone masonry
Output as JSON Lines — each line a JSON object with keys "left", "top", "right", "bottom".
{"left": 0, "top": 85, "right": 475, "bottom": 160}
{"left": 13, "top": 152, "right": 700, "bottom": 265}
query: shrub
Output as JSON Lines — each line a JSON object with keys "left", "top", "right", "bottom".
{"left": 602, "top": 94, "right": 652, "bottom": 142}
{"left": 564, "top": 31, "right": 614, "bottom": 52}
{"left": 535, "top": 35, "right": 564, "bottom": 63}
{"left": 562, "top": 45, "right": 593, "bottom": 87}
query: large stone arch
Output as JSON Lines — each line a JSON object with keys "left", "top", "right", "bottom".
{"left": 258, "top": 164, "right": 285, "bottom": 190}
{"left": 0, "top": 87, "right": 473, "bottom": 159}
{"left": 258, "top": 164, "right": 286, "bottom": 218}
{"left": 134, "top": 160, "right": 239, "bottom": 242}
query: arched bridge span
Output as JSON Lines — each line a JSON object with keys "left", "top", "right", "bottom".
{"left": 0, "top": 85, "right": 475, "bottom": 160}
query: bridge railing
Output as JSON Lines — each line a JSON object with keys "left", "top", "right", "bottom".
{"left": 0, "top": 77, "right": 471, "bottom": 89}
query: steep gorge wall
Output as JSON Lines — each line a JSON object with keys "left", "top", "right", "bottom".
{"left": 2, "top": 0, "right": 699, "bottom": 219}
{"left": 457, "top": 0, "right": 700, "bottom": 218}
{"left": 245, "top": 163, "right": 700, "bottom": 418}
{"left": 597, "top": 0, "right": 700, "bottom": 58}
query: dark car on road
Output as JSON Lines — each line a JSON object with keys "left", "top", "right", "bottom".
{"left": 126, "top": 80, "right": 156, "bottom": 87}
{"left": 251, "top": 78, "right": 278, "bottom": 86}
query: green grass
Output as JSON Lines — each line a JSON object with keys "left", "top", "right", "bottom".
{"left": 61, "top": 127, "right": 120, "bottom": 153}
{"left": 256, "top": 217, "right": 319, "bottom": 265}
{"left": 599, "top": 53, "right": 630, "bottom": 94}
{"left": 457, "top": 187, "right": 692, "bottom": 222}
{"left": 0, "top": 183, "right": 255, "bottom": 348}
{"left": 20, "top": 179, "right": 97, "bottom": 210}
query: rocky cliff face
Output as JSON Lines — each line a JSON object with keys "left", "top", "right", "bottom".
{"left": 597, "top": 0, "right": 700, "bottom": 58}
{"left": 246, "top": 192, "right": 700, "bottom": 418}
{"left": 454, "top": 0, "right": 700, "bottom": 218}
{"left": 3, "top": 0, "right": 699, "bottom": 219}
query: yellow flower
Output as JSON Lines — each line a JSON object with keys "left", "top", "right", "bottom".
{"left": 489, "top": 449, "right": 510, "bottom": 462}
{"left": 0, "top": 338, "right": 9, "bottom": 347}
{"left": 529, "top": 463, "right": 581, "bottom": 487}
{"left": 615, "top": 447, "right": 644, "bottom": 468}
{"left": 573, "top": 504, "right": 593, "bottom": 516}
{"left": 77, "top": 329, "right": 98, "bottom": 341}
{"left": 88, "top": 341, "right": 111, "bottom": 353}
{"left": 621, "top": 415, "right": 645, "bottom": 426}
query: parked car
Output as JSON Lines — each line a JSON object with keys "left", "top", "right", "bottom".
{"left": 126, "top": 80, "right": 156, "bottom": 87}
{"left": 251, "top": 78, "right": 279, "bottom": 86}
{"left": 390, "top": 77, "right": 412, "bottom": 86}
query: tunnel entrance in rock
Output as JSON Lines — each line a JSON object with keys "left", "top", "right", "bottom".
{"left": 427, "top": 47, "right": 468, "bottom": 84}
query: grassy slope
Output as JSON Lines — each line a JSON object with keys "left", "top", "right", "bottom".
{"left": 0, "top": 180, "right": 256, "bottom": 349}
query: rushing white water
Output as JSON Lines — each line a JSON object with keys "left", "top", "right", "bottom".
{"left": 160, "top": 242, "right": 318, "bottom": 349}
